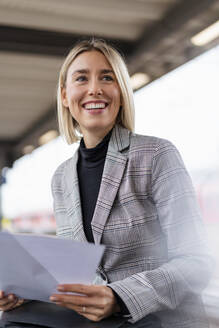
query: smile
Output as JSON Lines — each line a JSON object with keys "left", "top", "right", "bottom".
{"left": 83, "top": 102, "right": 108, "bottom": 110}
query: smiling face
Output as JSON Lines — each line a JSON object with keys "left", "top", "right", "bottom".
{"left": 61, "top": 50, "right": 121, "bottom": 143}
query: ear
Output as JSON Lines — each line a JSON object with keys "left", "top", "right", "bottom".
{"left": 61, "top": 87, "right": 69, "bottom": 108}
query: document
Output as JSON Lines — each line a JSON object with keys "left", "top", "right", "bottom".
{"left": 0, "top": 232, "right": 105, "bottom": 302}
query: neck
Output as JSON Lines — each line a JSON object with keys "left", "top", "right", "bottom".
{"left": 82, "top": 126, "right": 113, "bottom": 148}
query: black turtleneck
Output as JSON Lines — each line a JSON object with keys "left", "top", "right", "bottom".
{"left": 77, "top": 131, "right": 112, "bottom": 243}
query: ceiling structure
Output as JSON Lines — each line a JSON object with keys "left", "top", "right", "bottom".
{"left": 0, "top": 0, "right": 219, "bottom": 171}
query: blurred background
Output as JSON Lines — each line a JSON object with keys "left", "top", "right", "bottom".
{"left": 0, "top": 0, "right": 219, "bottom": 325}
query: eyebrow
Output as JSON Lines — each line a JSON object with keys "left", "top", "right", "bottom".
{"left": 71, "top": 69, "right": 114, "bottom": 75}
{"left": 101, "top": 69, "right": 114, "bottom": 74}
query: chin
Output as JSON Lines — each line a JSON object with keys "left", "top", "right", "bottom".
{"left": 86, "top": 121, "right": 114, "bottom": 131}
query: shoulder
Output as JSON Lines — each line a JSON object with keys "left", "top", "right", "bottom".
{"left": 129, "top": 131, "right": 178, "bottom": 155}
{"left": 128, "top": 132, "right": 185, "bottom": 173}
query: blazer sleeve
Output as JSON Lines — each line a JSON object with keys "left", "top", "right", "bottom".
{"left": 108, "top": 139, "right": 214, "bottom": 323}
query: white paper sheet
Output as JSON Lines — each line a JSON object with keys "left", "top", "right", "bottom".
{"left": 0, "top": 232, "right": 105, "bottom": 302}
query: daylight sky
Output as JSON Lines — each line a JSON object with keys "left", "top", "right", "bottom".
{"left": 2, "top": 45, "right": 219, "bottom": 218}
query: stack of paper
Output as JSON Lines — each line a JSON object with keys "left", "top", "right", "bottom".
{"left": 0, "top": 232, "right": 105, "bottom": 302}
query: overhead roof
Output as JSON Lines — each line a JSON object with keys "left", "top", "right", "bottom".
{"left": 0, "top": 0, "right": 218, "bottom": 170}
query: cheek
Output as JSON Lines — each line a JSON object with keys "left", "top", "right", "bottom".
{"left": 65, "top": 89, "right": 82, "bottom": 119}
{"left": 111, "top": 88, "right": 121, "bottom": 105}
{"left": 66, "top": 86, "right": 82, "bottom": 105}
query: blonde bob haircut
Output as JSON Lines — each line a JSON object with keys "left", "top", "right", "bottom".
{"left": 57, "top": 39, "right": 135, "bottom": 144}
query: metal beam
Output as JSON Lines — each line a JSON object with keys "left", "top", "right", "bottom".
{"left": 0, "top": 24, "right": 134, "bottom": 58}
{"left": 128, "top": 0, "right": 218, "bottom": 72}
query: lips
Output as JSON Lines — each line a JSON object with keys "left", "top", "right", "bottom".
{"left": 82, "top": 101, "right": 108, "bottom": 110}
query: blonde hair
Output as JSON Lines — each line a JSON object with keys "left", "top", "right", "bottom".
{"left": 57, "top": 39, "right": 135, "bottom": 144}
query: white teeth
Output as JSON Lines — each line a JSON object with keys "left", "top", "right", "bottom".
{"left": 84, "top": 103, "right": 106, "bottom": 109}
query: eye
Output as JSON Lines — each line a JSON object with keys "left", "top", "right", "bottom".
{"left": 76, "top": 75, "right": 87, "bottom": 82}
{"left": 102, "top": 75, "right": 114, "bottom": 81}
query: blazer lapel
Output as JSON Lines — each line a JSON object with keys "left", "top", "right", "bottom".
{"left": 64, "top": 149, "right": 87, "bottom": 242}
{"left": 91, "top": 125, "right": 130, "bottom": 244}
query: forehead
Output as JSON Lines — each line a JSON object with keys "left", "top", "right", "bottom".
{"left": 68, "top": 50, "right": 113, "bottom": 73}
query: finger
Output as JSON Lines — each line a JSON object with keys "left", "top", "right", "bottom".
{"left": 79, "top": 312, "right": 104, "bottom": 322}
{"left": 56, "top": 302, "right": 103, "bottom": 317}
{"left": 0, "top": 299, "right": 18, "bottom": 312}
{"left": 50, "top": 294, "right": 98, "bottom": 308}
{"left": 11, "top": 298, "right": 24, "bottom": 309}
{"left": 77, "top": 306, "right": 103, "bottom": 316}
{"left": 57, "top": 284, "right": 98, "bottom": 296}
{"left": 0, "top": 290, "right": 4, "bottom": 298}
{"left": 51, "top": 286, "right": 111, "bottom": 309}
{"left": 0, "top": 296, "right": 15, "bottom": 307}
{"left": 4, "top": 301, "right": 19, "bottom": 311}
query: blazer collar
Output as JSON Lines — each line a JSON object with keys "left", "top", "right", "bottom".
{"left": 108, "top": 124, "right": 130, "bottom": 153}
{"left": 92, "top": 125, "right": 130, "bottom": 243}
{"left": 64, "top": 150, "right": 87, "bottom": 242}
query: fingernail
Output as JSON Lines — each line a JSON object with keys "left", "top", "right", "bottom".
{"left": 8, "top": 295, "right": 14, "bottom": 300}
{"left": 50, "top": 296, "right": 57, "bottom": 301}
{"left": 57, "top": 286, "right": 64, "bottom": 291}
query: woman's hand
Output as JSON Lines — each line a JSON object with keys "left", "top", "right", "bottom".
{"left": 0, "top": 290, "right": 24, "bottom": 311}
{"left": 50, "top": 284, "right": 120, "bottom": 322}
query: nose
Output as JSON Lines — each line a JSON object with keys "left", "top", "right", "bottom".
{"left": 88, "top": 80, "right": 103, "bottom": 96}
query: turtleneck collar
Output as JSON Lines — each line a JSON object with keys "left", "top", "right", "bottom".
{"left": 79, "top": 129, "right": 112, "bottom": 168}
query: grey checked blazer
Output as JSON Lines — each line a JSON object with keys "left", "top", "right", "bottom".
{"left": 51, "top": 124, "right": 212, "bottom": 327}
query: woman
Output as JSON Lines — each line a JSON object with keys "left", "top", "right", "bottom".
{"left": 0, "top": 39, "right": 212, "bottom": 327}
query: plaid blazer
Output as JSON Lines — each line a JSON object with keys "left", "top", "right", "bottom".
{"left": 51, "top": 124, "right": 212, "bottom": 327}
